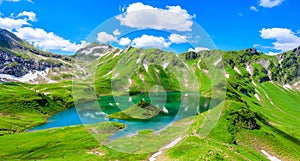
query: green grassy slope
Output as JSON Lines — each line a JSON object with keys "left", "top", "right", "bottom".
{"left": 0, "top": 81, "right": 73, "bottom": 135}
{"left": 162, "top": 98, "right": 300, "bottom": 160}
{"left": 0, "top": 122, "right": 150, "bottom": 161}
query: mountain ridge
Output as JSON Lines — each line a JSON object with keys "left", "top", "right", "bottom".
{"left": 0, "top": 28, "right": 74, "bottom": 83}
{"left": 1, "top": 28, "right": 299, "bottom": 87}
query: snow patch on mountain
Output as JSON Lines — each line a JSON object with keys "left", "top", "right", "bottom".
{"left": 0, "top": 68, "right": 56, "bottom": 84}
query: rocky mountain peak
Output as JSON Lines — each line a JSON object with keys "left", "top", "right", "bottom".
{"left": 0, "top": 28, "right": 25, "bottom": 50}
{"left": 292, "top": 46, "right": 300, "bottom": 56}
{"left": 0, "top": 28, "right": 74, "bottom": 83}
{"left": 74, "top": 43, "right": 118, "bottom": 61}
{"left": 243, "top": 48, "right": 259, "bottom": 55}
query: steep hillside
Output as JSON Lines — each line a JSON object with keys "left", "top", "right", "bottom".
{"left": 0, "top": 82, "right": 70, "bottom": 135}
{"left": 0, "top": 29, "right": 76, "bottom": 134}
{"left": 170, "top": 47, "right": 300, "bottom": 160}
{"left": 74, "top": 45, "right": 213, "bottom": 97}
{"left": 0, "top": 28, "right": 74, "bottom": 83}
{"left": 75, "top": 44, "right": 300, "bottom": 97}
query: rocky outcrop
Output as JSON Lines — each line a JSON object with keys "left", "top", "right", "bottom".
{"left": 74, "top": 43, "right": 115, "bottom": 61}
{"left": 184, "top": 51, "right": 212, "bottom": 60}
{"left": 0, "top": 49, "right": 63, "bottom": 77}
{"left": 244, "top": 48, "right": 259, "bottom": 55}
{"left": 271, "top": 46, "right": 300, "bottom": 83}
{"left": 0, "top": 28, "right": 74, "bottom": 79}
{"left": 0, "top": 28, "right": 24, "bottom": 50}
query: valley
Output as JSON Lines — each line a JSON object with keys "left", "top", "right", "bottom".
{"left": 0, "top": 28, "right": 299, "bottom": 160}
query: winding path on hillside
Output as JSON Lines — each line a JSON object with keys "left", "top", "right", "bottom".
{"left": 149, "top": 137, "right": 183, "bottom": 161}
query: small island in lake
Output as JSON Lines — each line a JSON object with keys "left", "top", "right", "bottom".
{"left": 109, "top": 100, "right": 161, "bottom": 120}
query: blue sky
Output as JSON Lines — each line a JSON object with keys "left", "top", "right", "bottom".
{"left": 0, "top": 0, "right": 299, "bottom": 55}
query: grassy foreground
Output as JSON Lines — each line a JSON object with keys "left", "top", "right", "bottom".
{"left": 0, "top": 98, "right": 299, "bottom": 160}
{"left": 0, "top": 123, "right": 149, "bottom": 161}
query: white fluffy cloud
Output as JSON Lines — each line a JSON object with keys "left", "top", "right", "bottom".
{"left": 250, "top": 6, "right": 259, "bottom": 12}
{"left": 188, "top": 47, "right": 210, "bottom": 52}
{"left": 7, "top": 0, "right": 21, "bottom": 2}
{"left": 15, "top": 27, "right": 86, "bottom": 52}
{"left": 259, "top": 0, "right": 284, "bottom": 8}
{"left": 266, "top": 52, "right": 280, "bottom": 55}
{"left": 260, "top": 28, "right": 300, "bottom": 52}
{"left": 132, "top": 35, "right": 170, "bottom": 49}
{"left": 6, "top": 0, "right": 32, "bottom": 2}
{"left": 0, "top": 0, "right": 33, "bottom": 4}
{"left": 97, "top": 32, "right": 117, "bottom": 43}
{"left": 0, "top": 16, "right": 29, "bottom": 30}
{"left": 168, "top": 34, "right": 188, "bottom": 44}
{"left": 0, "top": 11, "right": 37, "bottom": 31}
{"left": 117, "top": 33, "right": 190, "bottom": 47}
{"left": 0, "top": 11, "right": 85, "bottom": 53}
{"left": 118, "top": 37, "right": 131, "bottom": 46}
{"left": 17, "top": 11, "right": 37, "bottom": 22}
{"left": 113, "top": 29, "right": 120, "bottom": 36}
{"left": 116, "top": 2, "right": 195, "bottom": 32}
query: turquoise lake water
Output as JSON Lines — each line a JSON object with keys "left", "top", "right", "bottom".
{"left": 28, "top": 92, "right": 209, "bottom": 139}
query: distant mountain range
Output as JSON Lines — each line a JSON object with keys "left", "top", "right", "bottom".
{"left": 74, "top": 38, "right": 300, "bottom": 97}
{"left": 1, "top": 28, "right": 299, "bottom": 90}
